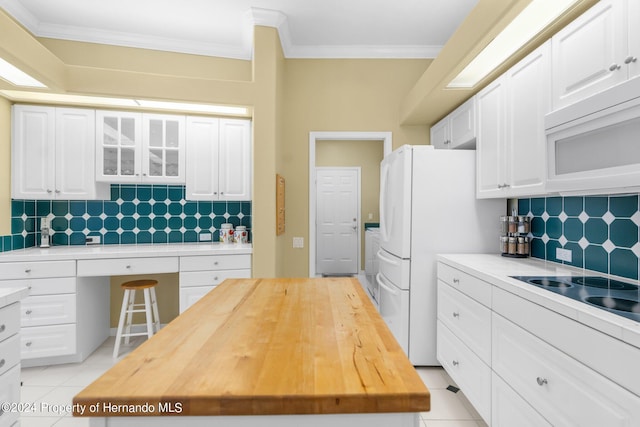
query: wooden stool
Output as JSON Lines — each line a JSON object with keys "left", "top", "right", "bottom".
{"left": 113, "top": 279, "right": 160, "bottom": 358}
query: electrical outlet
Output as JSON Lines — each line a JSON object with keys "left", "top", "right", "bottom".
{"left": 293, "top": 237, "right": 304, "bottom": 248}
{"left": 85, "top": 235, "right": 101, "bottom": 245}
{"left": 199, "top": 233, "right": 212, "bottom": 242}
{"left": 556, "top": 248, "right": 572, "bottom": 262}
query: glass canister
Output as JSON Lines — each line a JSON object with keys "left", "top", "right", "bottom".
{"left": 235, "top": 226, "right": 248, "bottom": 244}
{"left": 220, "top": 223, "right": 234, "bottom": 244}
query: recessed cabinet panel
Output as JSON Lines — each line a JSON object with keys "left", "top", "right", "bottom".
{"left": 96, "top": 111, "right": 143, "bottom": 181}
{"left": 142, "top": 114, "right": 185, "bottom": 183}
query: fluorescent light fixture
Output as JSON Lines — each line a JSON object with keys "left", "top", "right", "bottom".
{"left": 448, "top": 0, "right": 579, "bottom": 88}
{"left": 0, "top": 58, "right": 47, "bottom": 88}
{"left": 0, "top": 90, "right": 249, "bottom": 116}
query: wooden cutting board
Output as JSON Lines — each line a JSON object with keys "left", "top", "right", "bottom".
{"left": 73, "top": 278, "right": 430, "bottom": 416}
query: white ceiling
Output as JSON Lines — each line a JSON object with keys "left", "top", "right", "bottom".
{"left": 0, "top": 0, "right": 479, "bottom": 60}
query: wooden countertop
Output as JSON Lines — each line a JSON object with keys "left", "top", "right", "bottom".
{"left": 73, "top": 278, "right": 430, "bottom": 416}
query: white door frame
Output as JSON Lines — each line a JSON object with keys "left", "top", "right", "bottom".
{"left": 315, "top": 166, "right": 361, "bottom": 276}
{"left": 309, "top": 131, "right": 393, "bottom": 277}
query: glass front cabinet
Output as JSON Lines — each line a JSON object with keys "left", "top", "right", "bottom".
{"left": 96, "top": 111, "right": 185, "bottom": 183}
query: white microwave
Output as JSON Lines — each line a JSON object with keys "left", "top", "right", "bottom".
{"left": 545, "top": 77, "right": 640, "bottom": 195}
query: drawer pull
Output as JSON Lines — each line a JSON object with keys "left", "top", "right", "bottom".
{"left": 0, "top": 359, "right": 4, "bottom": 368}
{"left": 25, "top": 341, "right": 32, "bottom": 347}
{"left": 26, "top": 310, "right": 33, "bottom": 315}
{"left": 452, "top": 360, "right": 459, "bottom": 367}
{"left": 214, "top": 261, "right": 219, "bottom": 266}
{"left": 0, "top": 324, "right": 5, "bottom": 333}
{"left": 452, "top": 312, "right": 460, "bottom": 318}
{"left": 214, "top": 276, "right": 219, "bottom": 281}
{"left": 126, "top": 265, "right": 132, "bottom": 269}
{"left": 25, "top": 269, "right": 32, "bottom": 273}
{"left": 536, "top": 377, "right": 548, "bottom": 386}
{"left": 453, "top": 278, "right": 460, "bottom": 284}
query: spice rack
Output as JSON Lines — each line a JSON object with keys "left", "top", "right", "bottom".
{"left": 500, "top": 215, "right": 530, "bottom": 258}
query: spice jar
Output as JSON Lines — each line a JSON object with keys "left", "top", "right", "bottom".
{"left": 508, "top": 216, "right": 518, "bottom": 233}
{"left": 500, "top": 216, "right": 509, "bottom": 234}
{"left": 517, "top": 216, "right": 530, "bottom": 234}
{"left": 517, "top": 236, "right": 529, "bottom": 255}
{"left": 508, "top": 236, "right": 517, "bottom": 254}
{"left": 500, "top": 236, "right": 509, "bottom": 253}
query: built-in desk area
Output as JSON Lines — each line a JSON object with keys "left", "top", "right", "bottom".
{"left": 0, "top": 243, "right": 252, "bottom": 367}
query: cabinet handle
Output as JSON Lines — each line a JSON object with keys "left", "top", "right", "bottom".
{"left": 0, "top": 324, "right": 5, "bottom": 333}
{"left": 46, "top": 189, "right": 53, "bottom": 194}
{"left": 444, "top": 140, "right": 451, "bottom": 145}
{"left": 452, "top": 278, "right": 460, "bottom": 284}
{"left": 126, "top": 265, "right": 132, "bottom": 269}
{"left": 0, "top": 359, "right": 4, "bottom": 368}
{"left": 25, "top": 269, "right": 31, "bottom": 273}
{"left": 214, "top": 276, "right": 219, "bottom": 281}
{"left": 26, "top": 341, "right": 32, "bottom": 347}
{"left": 625, "top": 56, "right": 638, "bottom": 64}
{"left": 452, "top": 360, "right": 459, "bottom": 366}
{"left": 26, "top": 309, "right": 32, "bottom": 315}
{"left": 452, "top": 312, "right": 460, "bottom": 318}
{"left": 214, "top": 261, "right": 219, "bottom": 266}
{"left": 55, "top": 189, "right": 61, "bottom": 194}
{"left": 536, "top": 377, "right": 548, "bottom": 386}
{"left": 609, "top": 63, "right": 621, "bottom": 71}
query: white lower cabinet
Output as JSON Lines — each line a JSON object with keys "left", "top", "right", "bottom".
{"left": 493, "top": 313, "right": 640, "bottom": 426}
{"left": 0, "top": 297, "right": 25, "bottom": 427}
{"left": 437, "top": 260, "right": 640, "bottom": 426}
{"left": 179, "top": 254, "right": 251, "bottom": 313}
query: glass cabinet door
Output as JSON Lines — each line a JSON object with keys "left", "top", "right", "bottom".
{"left": 142, "top": 114, "right": 185, "bottom": 183}
{"left": 96, "top": 111, "right": 142, "bottom": 182}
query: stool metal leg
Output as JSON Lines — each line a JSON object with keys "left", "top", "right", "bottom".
{"left": 114, "top": 288, "right": 131, "bottom": 358}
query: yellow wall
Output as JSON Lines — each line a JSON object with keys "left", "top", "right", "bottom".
{"left": 279, "top": 59, "right": 430, "bottom": 277}
{"left": 0, "top": 97, "right": 10, "bottom": 235}
{"left": 110, "top": 274, "right": 179, "bottom": 328}
{"left": 316, "top": 140, "right": 383, "bottom": 270}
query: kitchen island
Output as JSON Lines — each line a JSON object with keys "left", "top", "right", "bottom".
{"left": 72, "top": 277, "right": 430, "bottom": 426}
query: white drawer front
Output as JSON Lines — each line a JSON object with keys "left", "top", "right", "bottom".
{"left": 437, "top": 262, "right": 491, "bottom": 307}
{"left": 179, "top": 286, "right": 216, "bottom": 313}
{"left": 77, "top": 257, "right": 179, "bottom": 276}
{"left": 0, "top": 260, "right": 75, "bottom": 280}
{"left": 0, "top": 303, "right": 20, "bottom": 342}
{"left": 492, "top": 372, "right": 551, "bottom": 427}
{"left": 179, "top": 269, "right": 251, "bottom": 288}
{"left": 437, "top": 280, "right": 491, "bottom": 364}
{"left": 437, "top": 320, "right": 491, "bottom": 423}
{"left": 0, "top": 277, "right": 76, "bottom": 296}
{"left": 21, "top": 324, "right": 76, "bottom": 359}
{"left": 0, "top": 334, "right": 20, "bottom": 377}
{"left": 377, "top": 250, "right": 410, "bottom": 290}
{"left": 0, "top": 364, "right": 21, "bottom": 426}
{"left": 492, "top": 313, "right": 640, "bottom": 427}
{"left": 180, "top": 254, "right": 251, "bottom": 272}
{"left": 22, "top": 294, "right": 76, "bottom": 327}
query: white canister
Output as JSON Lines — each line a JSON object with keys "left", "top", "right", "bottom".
{"left": 235, "top": 226, "right": 248, "bottom": 244}
{"left": 220, "top": 223, "right": 234, "bottom": 244}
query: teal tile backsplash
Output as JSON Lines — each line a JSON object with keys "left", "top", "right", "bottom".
{"left": 518, "top": 195, "right": 640, "bottom": 280}
{"left": 2, "top": 184, "right": 251, "bottom": 252}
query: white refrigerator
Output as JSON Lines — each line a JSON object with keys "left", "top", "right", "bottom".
{"left": 377, "top": 145, "right": 504, "bottom": 366}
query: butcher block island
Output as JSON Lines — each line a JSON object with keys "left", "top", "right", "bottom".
{"left": 73, "top": 278, "right": 430, "bottom": 427}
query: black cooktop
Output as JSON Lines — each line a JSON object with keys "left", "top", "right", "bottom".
{"left": 511, "top": 276, "right": 640, "bottom": 322}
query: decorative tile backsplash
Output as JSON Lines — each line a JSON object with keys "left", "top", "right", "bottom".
{"left": 518, "top": 195, "right": 640, "bottom": 280}
{"left": 2, "top": 185, "right": 251, "bottom": 252}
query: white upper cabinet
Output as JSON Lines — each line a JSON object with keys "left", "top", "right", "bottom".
{"left": 185, "top": 117, "right": 251, "bottom": 201}
{"left": 477, "top": 41, "right": 551, "bottom": 198}
{"left": 96, "top": 111, "right": 185, "bottom": 183}
{"left": 430, "top": 97, "right": 476, "bottom": 149}
{"left": 95, "top": 111, "right": 142, "bottom": 182}
{"left": 12, "top": 105, "right": 108, "bottom": 200}
{"left": 552, "top": 0, "right": 637, "bottom": 109}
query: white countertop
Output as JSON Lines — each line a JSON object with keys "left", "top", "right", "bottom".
{"left": 0, "top": 243, "right": 252, "bottom": 262}
{"left": 437, "top": 254, "right": 640, "bottom": 349}
{"left": 0, "top": 286, "right": 30, "bottom": 307}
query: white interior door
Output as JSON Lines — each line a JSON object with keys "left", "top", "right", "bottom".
{"left": 316, "top": 168, "right": 360, "bottom": 275}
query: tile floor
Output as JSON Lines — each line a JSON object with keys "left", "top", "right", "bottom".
{"left": 18, "top": 336, "right": 487, "bottom": 427}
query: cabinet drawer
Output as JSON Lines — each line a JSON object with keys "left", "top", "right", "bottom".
{"left": 180, "top": 254, "right": 251, "bottom": 272}
{"left": 0, "top": 277, "right": 76, "bottom": 296}
{"left": 179, "top": 269, "right": 251, "bottom": 288}
{"left": 0, "top": 260, "right": 75, "bottom": 280}
{"left": 179, "top": 285, "right": 216, "bottom": 313}
{"left": 437, "top": 320, "right": 491, "bottom": 423}
{"left": 492, "top": 313, "right": 640, "bottom": 426}
{"left": 22, "top": 294, "right": 76, "bottom": 327}
{"left": 0, "top": 364, "right": 20, "bottom": 427}
{"left": 437, "top": 280, "right": 491, "bottom": 364}
{"left": 492, "top": 372, "right": 551, "bottom": 427}
{"left": 437, "top": 262, "right": 491, "bottom": 307}
{"left": 0, "top": 334, "right": 20, "bottom": 377}
{"left": 77, "top": 257, "right": 179, "bottom": 276}
{"left": 21, "top": 324, "right": 76, "bottom": 359}
{"left": 0, "top": 303, "right": 20, "bottom": 343}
